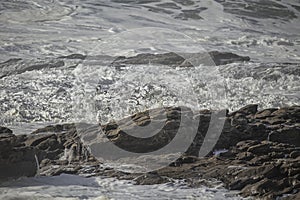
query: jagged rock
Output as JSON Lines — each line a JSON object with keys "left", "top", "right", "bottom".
{"left": 0, "top": 124, "right": 92, "bottom": 182}
{"left": 0, "top": 104, "right": 299, "bottom": 199}
{"left": 133, "top": 140, "right": 300, "bottom": 199}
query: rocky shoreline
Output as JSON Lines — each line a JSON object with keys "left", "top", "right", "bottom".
{"left": 0, "top": 104, "right": 299, "bottom": 199}
{"left": 0, "top": 51, "right": 250, "bottom": 78}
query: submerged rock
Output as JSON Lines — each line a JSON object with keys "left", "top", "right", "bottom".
{"left": 111, "top": 51, "right": 250, "bottom": 67}
{"left": 0, "top": 58, "right": 65, "bottom": 78}
{"left": 58, "top": 54, "right": 86, "bottom": 60}
{"left": 208, "top": 51, "right": 250, "bottom": 66}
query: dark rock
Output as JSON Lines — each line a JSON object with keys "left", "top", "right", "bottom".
{"left": 100, "top": 107, "right": 196, "bottom": 154}
{"left": 146, "top": 6, "right": 175, "bottom": 14}
{"left": 272, "top": 106, "right": 300, "bottom": 122}
{"left": 154, "top": 140, "right": 300, "bottom": 199}
{"left": 0, "top": 126, "right": 13, "bottom": 134}
{"left": 134, "top": 173, "right": 169, "bottom": 185}
{"left": 269, "top": 127, "right": 300, "bottom": 147}
{"left": 0, "top": 124, "right": 92, "bottom": 182}
{"left": 26, "top": 134, "right": 57, "bottom": 147}
{"left": 229, "top": 104, "right": 258, "bottom": 117}
{"left": 283, "top": 192, "right": 300, "bottom": 200}
{"left": 263, "top": 117, "right": 286, "bottom": 125}
{"left": 0, "top": 59, "right": 65, "bottom": 78}
{"left": 229, "top": 177, "right": 258, "bottom": 190}
{"left": 31, "top": 123, "right": 75, "bottom": 134}
{"left": 216, "top": 0, "right": 297, "bottom": 20}
{"left": 0, "top": 130, "right": 40, "bottom": 181}
{"left": 0, "top": 145, "right": 37, "bottom": 182}
{"left": 236, "top": 152, "right": 255, "bottom": 161}
{"left": 0, "top": 131, "right": 17, "bottom": 153}
{"left": 175, "top": 9, "right": 204, "bottom": 20}
{"left": 58, "top": 54, "right": 86, "bottom": 60}
{"left": 290, "top": 151, "right": 300, "bottom": 158}
{"left": 247, "top": 142, "right": 272, "bottom": 154}
{"left": 0, "top": 105, "right": 299, "bottom": 200}
{"left": 254, "top": 108, "right": 278, "bottom": 119}
{"left": 112, "top": 52, "right": 192, "bottom": 67}
{"left": 208, "top": 51, "right": 250, "bottom": 66}
{"left": 111, "top": 51, "right": 250, "bottom": 67}
{"left": 170, "top": 156, "right": 199, "bottom": 167}
{"left": 173, "top": 0, "right": 194, "bottom": 6}
{"left": 156, "top": 2, "right": 181, "bottom": 9}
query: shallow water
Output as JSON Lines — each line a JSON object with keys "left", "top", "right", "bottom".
{"left": 0, "top": 174, "right": 249, "bottom": 200}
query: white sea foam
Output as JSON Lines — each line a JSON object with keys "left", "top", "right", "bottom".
{"left": 1, "top": 61, "right": 298, "bottom": 134}
{"left": 0, "top": 174, "right": 249, "bottom": 200}
{"left": 0, "top": 0, "right": 299, "bottom": 199}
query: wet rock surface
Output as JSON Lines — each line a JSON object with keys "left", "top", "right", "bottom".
{"left": 0, "top": 105, "right": 299, "bottom": 199}
{"left": 112, "top": 51, "right": 250, "bottom": 67}
{"left": 148, "top": 140, "right": 300, "bottom": 199}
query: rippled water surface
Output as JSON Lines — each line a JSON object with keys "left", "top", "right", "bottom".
{"left": 1, "top": 0, "right": 300, "bottom": 61}
{"left": 0, "top": 174, "right": 250, "bottom": 200}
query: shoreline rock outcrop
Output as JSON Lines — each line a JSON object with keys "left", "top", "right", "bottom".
{"left": 0, "top": 104, "right": 299, "bottom": 199}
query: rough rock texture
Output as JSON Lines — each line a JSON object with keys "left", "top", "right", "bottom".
{"left": 100, "top": 106, "right": 196, "bottom": 154}
{"left": 0, "top": 105, "right": 299, "bottom": 199}
{"left": 100, "top": 104, "right": 299, "bottom": 157}
{"left": 0, "top": 58, "right": 65, "bottom": 79}
{"left": 139, "top": 140, "right": 300, "bottom": 200}
{"left": 0, "top": 128, "right": 37, "bottom": 181}
{"left": 0, "top": 124, "right": 96, "bottom": 181}
{"left": 111, "top": 51, "right": 250, "bottom": 67}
